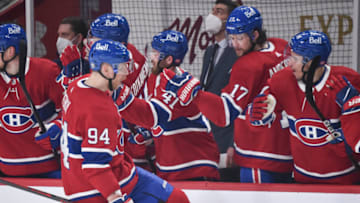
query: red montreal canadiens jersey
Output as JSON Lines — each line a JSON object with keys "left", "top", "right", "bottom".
{"left": 121, "top": 43, "right": 155, "bottom": 171}
{"left": 203, "top": 38, "right": 293, "bottom": 173}
{"left": 268, "top": 65, "right": 360, "bottom": 184}
{"left": 0, "top": 57, "right": 63, "bottom": 176}
{"left": 119, "top": 69, "right": 220, "bottom": 181}
{"left": 61, "top": 77, "right": 137, "bottom": 201}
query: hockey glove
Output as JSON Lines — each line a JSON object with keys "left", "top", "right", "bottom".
{"left": 163, "top": 68, "right": 200, "bottom": 106}
{"left": 35, "top": 120, "right": 62, "bottom": 151}
{"left": 113, "top": 85, "right": 134, "bottom": 111}
{"left": 128, "top": 126, "right": 153, "bottom": 145}
{"left": 60, "top": 45, "right": 90, "bottom": 88}
{"left": 248, "top": 94, "right": 276, "bottom": 126}
{"left": 326, "top": 75, "right": 359, "bottom": 109}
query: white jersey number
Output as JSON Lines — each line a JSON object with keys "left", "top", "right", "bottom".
{"left": 229, "top": 84, "right": 248, "bottom": 101}
{"left": 61, "top": 121, "right": 70, "bottom": 169}
{"left": 88, "top": 128, "right": 110, "bottom": 145}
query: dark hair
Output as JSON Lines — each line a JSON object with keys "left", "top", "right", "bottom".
{"left": 60, "top": 16, "right": 88, "bottom": 38}
{"left": 215, "top": 0, "right": 242, "bottom": 14}
{"left": 256, "top": 29, "right": 267, "bottom": 45}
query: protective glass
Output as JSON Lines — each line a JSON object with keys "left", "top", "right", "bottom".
{"left": 115, "top": 59, "right": 134, "bottom": 75}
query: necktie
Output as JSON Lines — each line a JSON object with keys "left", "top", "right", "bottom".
{"left": 204, "top": 43, "right": 219, "bottom": 89}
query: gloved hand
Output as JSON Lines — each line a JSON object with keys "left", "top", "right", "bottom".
{"left": 60, "top": 45, "right": 90, "bottom": 88}
{"left": 326, "top": 75, "right": 359, "bottom": 108}
{"left": 35, "top": 120, "right": 62, "bottom": 151}
{"left": 128, "top": 127, "right": 152, "bottom": 145}
{"left": 162, "top": 68, "right": 200, "bottom": 106}
{"left": 113, "top": 85, "right": 134, "bottom": 111}
{"left": 247, "top": 94, "right": 276, "bottom": 126}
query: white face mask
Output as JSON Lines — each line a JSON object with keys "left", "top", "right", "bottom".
{"left": 204, "top": 13, "right": 222, "bottom": 34}
{"left": 56, "top": 37, "right": 74, "bottom": 54}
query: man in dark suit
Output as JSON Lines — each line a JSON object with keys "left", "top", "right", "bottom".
{"left": 200, "top": 0, "right": 240, "bottom": 181}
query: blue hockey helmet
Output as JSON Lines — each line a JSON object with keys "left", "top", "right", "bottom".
{"left": 90, "top": 13, "right": 130, "bottom": 43}
{"left": 151, "top": 30, "right": 188, "bottom": 66}
{"left": 226, "top": 6, "right": 262, "bottom": 39}
{"left": 0, "top": 24, "right": 27, "bottom": 54}
{"left": 289, "top": 30, "right": 331, "bottom": 66}
{"left": 89, "top": 39, "right": 131, "bottom": 74}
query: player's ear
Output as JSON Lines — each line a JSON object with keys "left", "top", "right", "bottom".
{"left": 101, "top": 63, "right": 114, "bottom": 78}
{"left": 165, "top": 55, "right": 173, "bottom": 66}
{"left": 252, "top": 30, "right": 259, "bottom": 42}
{"left": 3, "top": 46, "right": 16, "bottom": 61}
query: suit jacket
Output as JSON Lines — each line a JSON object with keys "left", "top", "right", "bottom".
{"left": 200, "top": 44, "right": 238, "bottom": 153}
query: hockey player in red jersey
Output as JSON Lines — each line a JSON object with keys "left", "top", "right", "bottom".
{"left": 114, "top": 30, "right": 220, "bottom": 181}
{"left": 248, "top": 30, "right": 360, "bottom": 184}
{"left": 0, "top": 24, "right": 64, "bottom": 178}
{"left": 161, "top": 6, "right": 293, "bottom": 183}
{"left": 60, "top": 39, "right": 189, "bottom": 202}
{"left": 62, "top": 13, "right": 154, "bottom": 171}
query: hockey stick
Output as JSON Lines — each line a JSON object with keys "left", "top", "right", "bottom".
{"left": 304, "top": 55, "right": 360, "bottom": 170}
{"left": 0, "top": 178, "right": 71, "bottom": 202}
{"left": 17, "top": 39, "right": 46, "bottom": 134}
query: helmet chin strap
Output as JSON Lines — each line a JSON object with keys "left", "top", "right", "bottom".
{"left": 301, "top": 63, "right": 308, "bottom": 83}
{"left": 98, "top": 70, "right": 116, "bottom": 91}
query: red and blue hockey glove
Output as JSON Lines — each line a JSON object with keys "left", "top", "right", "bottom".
{"left": 35, "top": 120, "right": 62, "bottom": 151}
{"left": 128, "top": 126, "right": 153, "bottom": 145}
{"left": 326, "top": 75, "right": 359, "bottom": 109}
{"left": 248, "top": 94, "right": 276, "bottom": 126}
{"left": 113, "top": 85, "right": 135, "bottom": 111}
{"left": 163, "top": 68, "right": 200, "bottom": 106}
{"left": 60, "top": 45, "right": 90, "bottom": 88}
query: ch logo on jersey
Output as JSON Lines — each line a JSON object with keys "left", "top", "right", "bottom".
{"left": 294, "top": 119, "right": 329, "bottom": 146}
{"left": 0, "top": 107, "right": 35, "bottom": 134}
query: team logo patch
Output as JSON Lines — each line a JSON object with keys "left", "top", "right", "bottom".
{"left": 0, "top": 107, "right": 35, "bottom": 134}
{"left": 294, "top": 119, "right": 330, "bottom": 146}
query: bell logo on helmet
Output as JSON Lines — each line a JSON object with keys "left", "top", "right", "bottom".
{"left": 162, "top": 34, "right": 179, "bottom": 43}
{"left": 244, "top": 7, "right": 256, "bottom": 18}
{"left": 105, "top": 19, "right": 118, "bottom": 27}
{"left": 309, "top": 36, "right": 322, "bottom": 44}
{"left": 8, "top": 26, "right": 21, "bottom": 34}
{"left": 95, "top": 43, "right": 109, "bottom": 51}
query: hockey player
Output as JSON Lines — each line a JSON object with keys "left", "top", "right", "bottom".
{"left": 114, "top": 30, "right": 220, "bottom": 181}
{"left": 88, "top": 13, "right": 154, "bottom": 171}
{"left": 0, "top": 24, "right": 64, "bottom": 178}
{"left": 161, "top": 6, "right": 293, "bottom": 183}
{"left": 60, "top": 39, "right": 189, "bottom": 202}
{"left": 61, "top": 13, "right": 154, "bottom": 171}
{"left": 248, "top": 30, "right": 360, "bottom": 184}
